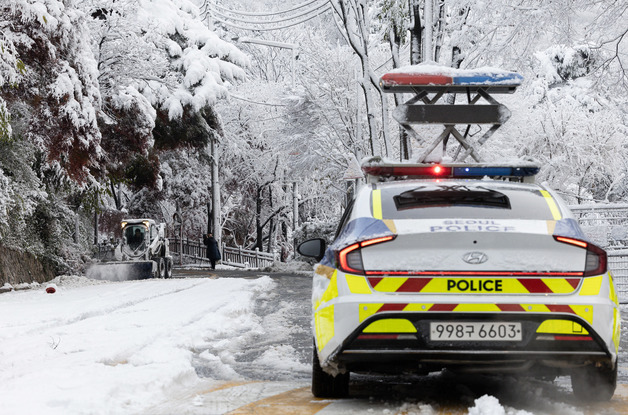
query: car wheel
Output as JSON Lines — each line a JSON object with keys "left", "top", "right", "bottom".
{"left": 312, "top": 343, "right": 349, "bottom": 398}
{"left": 571, "top": 362, "right": 617, "bottom": 401}
{"left": 157, "top": 257, "right": 166, "bottom": 278}
{"left": 165, "top": 257, "right": 173, "bottom": 278}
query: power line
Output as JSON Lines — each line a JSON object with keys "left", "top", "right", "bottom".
{"left": 212, "top": 0, "right": 321, "bottom": 18}
{"left": 212, "top": 4, "right": 331, "bottom": 32}
{"left": 209, "top": 1, "right": 327, "bottom": 25}
{"left": 230, "top": 93, "right": 288, "bottom": 106}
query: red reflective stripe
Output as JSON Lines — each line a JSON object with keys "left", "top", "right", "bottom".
{"left": 396, "top": 278, "right": 432, "bottom": 292}
{"left": 377, "top": 303, "right": 408, "bottom": 312}
{"left": 517, "top": 278, "right": 553, "bottom": 293}
{"left": 566, "top": 278, "right": 582, "bottom": 289}
{"left": 554, "top": 336, "right": 592, "bottom": 341}
{"left": 367, "top": 277, "right": 383, "bottom": 287}
{"left": 497, "top": 304, "right": 526, "bottom": 312}
{"left": 546, "top": 304, "right": 575, "bottom": 314}
{"left": 428, "top": 304, "right": 457, "bottom": 311}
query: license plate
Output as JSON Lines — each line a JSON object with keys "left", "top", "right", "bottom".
{"left": 430, "top": 322, "right": 522, "bottom": 341}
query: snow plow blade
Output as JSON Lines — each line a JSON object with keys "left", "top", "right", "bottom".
{"left": 86, "top": 261, "right": 155, "bottom": 281}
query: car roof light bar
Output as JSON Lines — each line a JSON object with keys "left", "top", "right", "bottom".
{"left": 361, "top": 161, "right": 540, "bottom": 181}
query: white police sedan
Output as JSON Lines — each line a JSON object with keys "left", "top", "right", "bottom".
{"left": 298, "top": 163, "right": 620, "bottom": 400}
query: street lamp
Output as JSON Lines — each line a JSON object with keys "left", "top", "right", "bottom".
{"left": 237, "top": 37, "right": 298, "bottom": 89}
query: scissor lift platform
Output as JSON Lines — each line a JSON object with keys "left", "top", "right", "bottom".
{"left": 380, "top": 66, "right": 523, "bottom": 163}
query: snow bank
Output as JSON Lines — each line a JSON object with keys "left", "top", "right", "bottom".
{"left": 0, "top": 276, "right": 276, "bottom": 414}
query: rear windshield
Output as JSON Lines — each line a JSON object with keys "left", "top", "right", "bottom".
{"left": 377, "top": 183, "right": 556, "bottom": 220}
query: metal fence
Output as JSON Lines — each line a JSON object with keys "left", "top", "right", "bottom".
{"left": 169, "top": 238, "right": 276, "bottom": 269}
{"left": 221, "top": 244, "right": 275, "bottom": 269}
{"left": 570, "top": 205, "right": 628, "bottom": 303}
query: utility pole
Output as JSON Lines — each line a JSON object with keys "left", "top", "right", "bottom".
{"left": 409, "top": 0, "right": 422, "bottom": 64}
{"left": 425, "top": 0, "right": 433, "bottom": 61}
{"left": 210, "top": 135, "right": 221, "bottom": 248}
{"left": 292, "top": 182, "right": 299, "bottom": 231}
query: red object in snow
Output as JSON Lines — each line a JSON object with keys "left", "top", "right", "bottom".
{"left": 46, "top": 286, "right": 56, "bottom": 294}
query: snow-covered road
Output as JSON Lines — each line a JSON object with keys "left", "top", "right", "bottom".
{"left": 0, "top": 274, "right": 307, "bottom": 414}
{"left": 1, "top": 271, "right": 627, "bottom": 414}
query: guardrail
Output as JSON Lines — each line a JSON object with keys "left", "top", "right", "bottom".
{"left": 168, "top": 238, "right": 276, "bottom": 269}
{"left": 570, "top": 205, "right": 628, "bottom": 303}
{"left": 221, "top": 244, "right": 275, "bottom": 269}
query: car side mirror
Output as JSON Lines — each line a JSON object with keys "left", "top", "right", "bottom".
{"left": 297, "top": 238, "right": 326, "bottom": 262}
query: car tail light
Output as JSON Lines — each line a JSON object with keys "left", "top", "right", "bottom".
{"left": 553, "top": 236, "right": 607, "bottom": 277}
{"left": 338, "top": 236, "right": 395, "bottom": 275}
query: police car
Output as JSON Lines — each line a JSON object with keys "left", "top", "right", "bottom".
{"left": 298, "top": 162, "right": 620, "bottom": 400}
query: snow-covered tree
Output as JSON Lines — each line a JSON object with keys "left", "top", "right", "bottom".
{"left": 2, "top": 0, "right": 103, "bottom": 184}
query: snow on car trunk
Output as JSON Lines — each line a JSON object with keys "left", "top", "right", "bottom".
{"left": 361, "top": 220, "right": 587, "bottom": 273}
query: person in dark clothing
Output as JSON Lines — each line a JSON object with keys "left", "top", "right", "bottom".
{"left": 203, "top": 233, "right": 221, "bottom": 269}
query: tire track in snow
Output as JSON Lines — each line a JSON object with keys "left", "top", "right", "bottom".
{"left": 0, "top": 279, "right": 209, "bottom": 337}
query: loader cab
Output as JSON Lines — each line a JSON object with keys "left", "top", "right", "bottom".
{"left": 123, "top": 223, "right": 147, "bottom": 250}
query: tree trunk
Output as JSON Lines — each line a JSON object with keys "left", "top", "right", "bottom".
{"left": 255, "top": 186, "right": 263, "bottom": 251}
{"left": 335, "top": 0, "right": 387, "bottom": 157}
{"left": 267, "top": 186, "right": 274, "bottom": 253}
{"left": 389, "top": 25, "right": 410, "bottom": 160}
{"left": 211, "top": 134, "right": 221, "bottom": 247}
{"left": 409, "top": 0, "right": 422, "bottom": 64}
{"left": 424, "top": 0, "right": 433, "bottom": 61}
{"left": 109, "top": 179, "right": 121, "bottom": 210}
{"left": 434, "top": 0, "right": 447, "bottom": 62}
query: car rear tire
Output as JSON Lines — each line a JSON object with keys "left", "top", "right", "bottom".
{"left": 312, "top": 344, "right": 349, "bottom": 398}
{"left": 157, "top": 257, "right": 166, "bottom": 278}
{"left": 165, "top": 257, "right": 173, "bottom": 278}
{"left": 571, "top": 362, "right": 617, "bottom": 401}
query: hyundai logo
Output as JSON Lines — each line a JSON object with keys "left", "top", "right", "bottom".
{"left": 462, "top": 252, "right": 488, "bottom": 264}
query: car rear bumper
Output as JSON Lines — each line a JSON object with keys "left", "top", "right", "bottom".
{"left": 313, "top": 272, "right": 620, "bottom": 375}
{"left": 333, "top": 310, "right": 613, "bottom": 375}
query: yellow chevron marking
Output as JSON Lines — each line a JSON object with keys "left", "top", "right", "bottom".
{"left": 314, "top": 305, "right": 334, "bottom": 352}
{"left": 359, "top": 303, "right": 383, "bottom": 322}
{"left": 453, "top": 303, "right": 501, "bottom": 312}
{"left": 542, "top": 278, "right": 577, "bottom": 293}
{"left": 522, "top": 304, "right": 551, "bottom": 313}
{"left": 226, "top": 386, "right": 331, "bottom": 415}
{"left": 579, "top": 275, "right": 603, "bottom": 296}
{"left": 315, "top": 270, "right": 338, "bottom": 310}
{"left": 364, "top": 318, "right": 417, "bottom": 333}
{"left": 609, "top": 272, "right": 619, "bottom": 304}
{"left": 571, "top": 305, "right": 593, "bottom": 325}
{"left": 403, "top": 303, "right": 433, "bottom": 312}
{"left": 536, "top": 319, "right": 589, "bottom": 335}
{"left": 372, "top": 189, "right": 382, "bottom": 219}
{"left": 374, "top": 277, "right": 407, "bottom": 292}
{"left": 346, "top": 274, "right": 372, "bottom": 294}
{"left": 320, "top": 271, "right": 338, "bottom": 303}
{"left": 613, "top": 308, "right": 621, "bottom": 352}
{"left": 540, "top": 190, "right": 561, "bottom": 220}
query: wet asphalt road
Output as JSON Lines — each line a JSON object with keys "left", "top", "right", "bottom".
{"left": 171, "top": 267, "right": 628, "bottom": 414}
